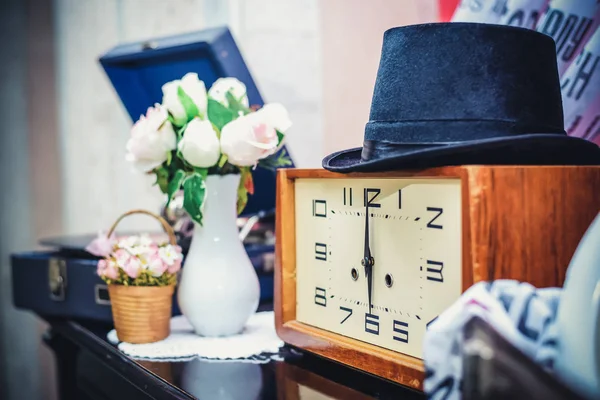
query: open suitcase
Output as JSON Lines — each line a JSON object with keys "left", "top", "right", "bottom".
{"left": 11, "top": 26, "right": 291, "bottom": 324}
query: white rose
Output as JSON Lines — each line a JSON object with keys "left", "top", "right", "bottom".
{"left": 220, "top": 103, "right": 292, "bottom": 166}
{"left": 162, "top": 72, "right": 208, "bottom": 126}
{"left": 125, "top": 104, "right": 176, "bottom": 172}
{"left": 178, "top": 118, "right": 221, "bottom": 168}
{"left": 208, "top": 77, "right": 249, "bottom": 107}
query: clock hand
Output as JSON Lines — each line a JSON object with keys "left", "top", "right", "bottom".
{"left": 362, "top": 202, "right": 374, "bottom": 312}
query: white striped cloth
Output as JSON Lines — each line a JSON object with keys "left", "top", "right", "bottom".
{"left": 424, "top": 280, "right": 561, "bottom": 400}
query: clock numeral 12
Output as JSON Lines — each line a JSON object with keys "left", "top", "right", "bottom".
{"left": 312, "top": 200, "right": 327, "bottom": 217}
{"left": 426, "top": 260, "right": 444, "bottom": 282}
{"left": 315, "top": 243, "right": 327, "bottom": 261}
{"left": 365, "top": 313, "right": 379, "bottom": 335}
{"left": 364, "top": 188, "right": 381, "bottom": 208}
{"left": 314, "top": 287, "right": 327, "bottom": 307}
{"left": 393, "top": 320, "right": 409, "bottom": 343}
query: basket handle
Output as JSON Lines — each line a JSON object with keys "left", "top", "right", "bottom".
{"left": 107, "top": 209, "right": 177, "bottom": 246}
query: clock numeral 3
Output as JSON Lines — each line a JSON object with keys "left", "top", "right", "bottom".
{"left": 312, "top": 200, "right": 327, "bottom": 217}
{"left": 365, "top": 313, "right": 379, "bottom": 335}
{"left": 426, "top": 260, "right": 444, "bottom": 282}
{"left": 315, "top": 243, "right": 327, "bottom": 261}
{"left": 393, "top": 320, "right": 409, "bottom": 343}
{"left": 340, "top": 306, "right": 353, "bottom": 324}
{"left": 364, "top": 188, "right": 381, "bottom": 208}
{"left": 343, "top": 187, "right": 353, "bottom": 206}
{"left": 426, "top": 207, "right": 443, "bottom": 229}
{"left": 314, "top": 287, "right": 327, "bottom": 307}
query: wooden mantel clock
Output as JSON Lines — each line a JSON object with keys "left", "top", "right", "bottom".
{"left": 274, "top": 165, "right": 600, "bottom": 391}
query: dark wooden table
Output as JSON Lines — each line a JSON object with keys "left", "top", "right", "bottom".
{"left": 40, "top": 314, "right": 424, "bottom": 400}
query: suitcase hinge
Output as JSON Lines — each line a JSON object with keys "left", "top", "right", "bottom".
{"left": 48, "top": 258, "right": 67, "bottom": 301}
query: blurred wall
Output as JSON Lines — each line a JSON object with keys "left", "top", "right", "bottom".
{"left": 320, "top": 0, "right": 438, "bottom": 155}
{"left": 0, "top": 1, "right": 46, "bottom": 400}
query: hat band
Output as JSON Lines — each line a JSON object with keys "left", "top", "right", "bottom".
{"left": 362, "top": 119, "right": 566, "bottom": 162}
{"left": 364, "top": 119, "right": 565, "bottom": 142}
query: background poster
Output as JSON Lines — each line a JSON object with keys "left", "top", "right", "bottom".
{"left": 499, "top": 0, "right": 549, "bottom": 29}
{"left": 536, "top": 0, "right": 600, "bottom": 76}
{"left": 451, "top": 0, "right": 504, "bottom": 23}
{"left": 561, "top": 27, "right": 600, "bottom": 143}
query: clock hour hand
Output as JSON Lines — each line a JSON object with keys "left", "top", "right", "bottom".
{"left": 362, "top": 203, "right": 374, "bottom": 312}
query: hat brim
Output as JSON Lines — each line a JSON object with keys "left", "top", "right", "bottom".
{"left": 322, "top": 134, "right": 600, "bottom": 172}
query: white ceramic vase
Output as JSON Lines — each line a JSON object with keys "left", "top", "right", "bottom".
{"left": 177, "top": 174, "right": 260, "bottom": 337}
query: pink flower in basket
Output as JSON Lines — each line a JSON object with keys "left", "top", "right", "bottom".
{"left": 97, "top": 259, "right": 119, "bottom": 280}
{"left": 122, "top": 256, "right": 142, "bottom": 279}
{"left": 147, "top": 250, "right": 168, "bottom": 277}
{"left": 86, "top": 231, "right": 117, "bottom": 257}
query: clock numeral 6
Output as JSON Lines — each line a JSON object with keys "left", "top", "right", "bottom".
{"left": 365, "top": 313, "right": 379, "bottom": 335}
{"left": 315, "top": 243, "right": 327, "bottom": 261}
{"left": 312, "top": 200, "right": 327, "bottom": 217}
{"left": 393, "top": 320, "right": 409, "bottom": 343}
{"left": 314, "top": 287, "right": 327, "bottom": 307}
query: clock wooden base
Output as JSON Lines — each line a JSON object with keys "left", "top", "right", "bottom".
{"left": 274, "top": 166, "right": 600, "bottom": 391}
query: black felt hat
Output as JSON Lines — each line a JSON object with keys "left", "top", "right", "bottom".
{"left": 322, "top": 23, "right": 600, "bottom": 172}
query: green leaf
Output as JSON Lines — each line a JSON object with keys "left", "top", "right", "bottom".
{"left": 166, "top": 151, "right": 173, "bottom": 166}
{"left": 276, "top": 130, "right": 285, "bottom": 146}
{"left": 155, "top": 166, "right": 170, "bottom": 194}
{"left": 182, "top": 173, "right": 206, "bottom": 225}
{"left": 258, "top": 148, "right": 293, "bottom": 170}
{"left": 177, "top": 86, "right": 200, "bottom": 122}
{"left": 194, "top": 168, "right": 208, "bottom": 180}
{"left": 237, "top": 168, "right": 254, "bottom": 215}
{"left": 207, "top": 99, "right": 236, "bottom": 130}
{"left": 218, "top": 154, "right": 228, "bottom": 168}
{"left": 166, "top": 169, "right": 186, "bottom": 207}
{"left": 176, "top": 124, "right": 186, "bottom": 139}
{"left": 225, "top": 90, "right": 251, "bottom": 115}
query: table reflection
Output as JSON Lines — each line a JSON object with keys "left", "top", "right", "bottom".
{"left": 132, "top": 349, "right": 423, "bottom": 399}
{"left": 180, "top": 358, "right": 263, "bottom": 400}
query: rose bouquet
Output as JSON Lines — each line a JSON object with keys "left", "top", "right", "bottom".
{"left": 125, "top": 74, "right": 293, "bottom": 225}
{"left": 96, "top": 234, "right": 183, "bottom": 286}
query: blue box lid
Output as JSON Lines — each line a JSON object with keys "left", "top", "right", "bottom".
{"left": 99, "top": 26, "right": 292, "bottom": 217}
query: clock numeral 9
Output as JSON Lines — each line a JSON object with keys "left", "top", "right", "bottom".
{"left": 312, "top": 200, "right": 327, "bottom": 217}
{"left": 315, "top": 243, "right": 327, "bottom": 261}
{"left": 365, "top": 313, "right": 379, "bottom": 335}
{"left": 426, "top": 260, "right": 444, "bottom": 283}
{"left": 314, "top": 287, "right": 327, "bottom": 307}
{"left": 393, "top": 320, "right": 409, "bottom": 343}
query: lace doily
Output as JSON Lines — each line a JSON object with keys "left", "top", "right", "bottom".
{"left": 107, "top": 311, "right": 284, "bottom": 363}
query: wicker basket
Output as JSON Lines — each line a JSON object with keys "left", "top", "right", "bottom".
{"left": 106, "top": 209, "right": 177, "bottom": 344}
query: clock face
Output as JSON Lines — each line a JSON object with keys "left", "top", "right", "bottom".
{"left": 295, "top": 178, "right": 462, "bottom": 359}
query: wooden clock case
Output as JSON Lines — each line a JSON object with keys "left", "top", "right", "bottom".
{"left": 274, "top": 166, "right": 600, "bottom": 390}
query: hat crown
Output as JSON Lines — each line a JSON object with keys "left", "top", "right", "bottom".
{"left": 368, "top": 23, "right": 565, "bottom": 141}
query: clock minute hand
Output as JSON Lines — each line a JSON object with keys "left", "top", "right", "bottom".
{"left": 362, "top": 203, "right": 374, "bottom": 312}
